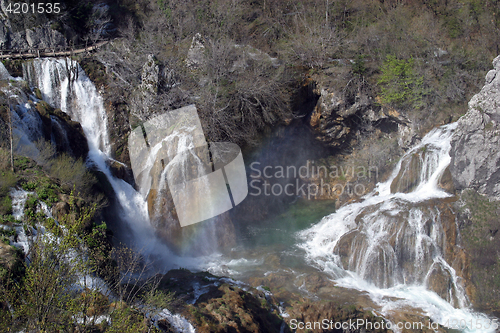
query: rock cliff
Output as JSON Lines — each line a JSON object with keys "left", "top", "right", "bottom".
{"left": 450, "top": 55, "right": 500, "bottom": 199}
{"left": 449, "top": 55, "right": 500, "bottom": 315}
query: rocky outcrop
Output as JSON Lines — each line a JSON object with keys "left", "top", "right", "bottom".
{"left": 308, "top": 79, "right": 408, "bottom": 150}
{"left": 449, "top": 55, "right": 500, "bottom": 315}
{"left": 34, "top": 100, "right": 89, "bottom": 159}
{"left": 450, "top": 55, "right": 500, "bottom": 199}
{"left": 186, "top": 33, "right": 205, "bottom": 69}
{"left": 0, "top": 18, "right": 67, "bottom": 50}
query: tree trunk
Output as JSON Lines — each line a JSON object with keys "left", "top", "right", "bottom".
{"left": 8, "top": 104, "right": 14, "bottom": 172}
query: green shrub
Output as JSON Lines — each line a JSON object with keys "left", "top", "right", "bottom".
{"left": 14, "top": 156, "right": 32, "bottom": 170}
{"left": 21, "top": 181, "right": 36, "bottom": 191}
{"left": 36, "top": 183, "right": 58, "bottom": 204}
{"left": 351, "top": 55, "right": 367, "bottom": 76}
{"left": 49, "top": 154, "right": 96, "bottom": 194}
{"left": 0, "top": 195, "right": 12, "bottom": 215}
{"left": 0, "top": 170, "right": 17, "bottom": 195}
{"left": 377, "top": 55, "right": 424, "bottom": 109}
{"left": 0, "top": 214, "right": 15, "bottom": 225}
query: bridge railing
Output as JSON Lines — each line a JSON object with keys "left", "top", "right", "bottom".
{"left": 0, "top": 40, "right": 109, "bottom": 58}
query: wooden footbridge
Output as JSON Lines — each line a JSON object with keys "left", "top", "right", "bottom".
{"left": 0, "top": 40, "right": 109, "bottom": 60}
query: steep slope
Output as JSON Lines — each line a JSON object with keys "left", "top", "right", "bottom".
{"left": 450, "top": 55, "right": 500, "bottom": 315}
{"left": 450, "top": 55, "right": 500, "bottom": 199}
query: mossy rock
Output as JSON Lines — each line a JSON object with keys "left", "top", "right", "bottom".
{"left": 34, "top": 88, "right": 43, "bottom": 100}
{"left": 35, "top": 100, "right": 54, "bottom": 118}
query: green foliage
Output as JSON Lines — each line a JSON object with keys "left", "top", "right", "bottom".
{"left": 30, "top": 139, "right": 98, "bottom": 198}
{"left": 0, "top": 214, "right": 15, "bottom": 225}
{"left": 21, "top": 180, "right": 36, "bottom": 191}
{"left": 80, "top": 58, "right": 108, "bottom": 89}
{"left": 377, "top": 56, "right": 424, "bottom": 109}
{"left": 107, "top": 307, "right": 153, "bottom": 333}
{"left": 44, "top": 217, "right": 62, "bottom": 237}
{"left": 443, "top": 16, "right": 463, "bottom": 38}
{"left": 157, "top": 0, "right": 172, "bottom": 20}
{"left": 0, "top": 195, "right": 12, "bottom": 215}
{"left": 0, "top": 171, "right": 16, "bottom": 191}
{"left": 144, "top": 288, "right": 175, "bottom": 310}
{"left": 0, "top": 151, "right": 17, "bottom": 215}
{"left": 35, "top": 179, "right": 58, "bottom": 205}
{"left": 14, "top": 156, "right": 32, "bottom": 170}
{"left": 351, "top": 55, "right": 367, "bottom": 76}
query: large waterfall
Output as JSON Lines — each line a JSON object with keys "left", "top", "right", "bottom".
{"left": 299, "top": 123, "right": 494, "bottom": 332}
{"left": 22, "top": 58, "right": 183, "bottom": 265}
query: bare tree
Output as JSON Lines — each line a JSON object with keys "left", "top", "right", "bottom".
{"left": 7, "top": 104, "right": 13, "bottom": 172}
{"left": 85, "top": 5, "right": 112, "bottom": 46}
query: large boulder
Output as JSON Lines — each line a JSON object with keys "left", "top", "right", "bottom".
{"left": 450, "top": 55, "right": 500, "bottom": 199}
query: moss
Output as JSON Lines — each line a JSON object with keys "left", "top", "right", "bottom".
{"left": 80, "top": 58, "right": 107, "bottom": 89}
{"left": 33, "top": 88, "right": 43, "bottom": 100}
{"left": 458, "top": 190, "right": 500, "bottom": 314}
{"left": 35, "top": 100, "right": 55, "bottom": 118}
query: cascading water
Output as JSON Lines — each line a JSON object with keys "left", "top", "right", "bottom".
{"left": 11, "top": 57, "right": 497, "bottom": 331}
{"left": 22, "top": 58, "right": 183, "bottom": 264}
{"left": 298, "top": 123, "right": 494, "bottom": 332}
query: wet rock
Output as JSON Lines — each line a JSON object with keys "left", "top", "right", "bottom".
{"left": 450, "top": 55, "right": 500, "bottom": 200}
{"left": 158, "top": 269, "right": 287, "bottom": 333}
{"left": 438, "top": 167, "right": 455, "bottom": 193}
{"left": 390, "top": 152, "right": 422, "bottom": 193}
{"left": 109, "top": 160, "right": 134, "bottom": 185}
{"left": 426, "top": 264, "right": 459, "bottom": 306}
{"left": 34, "top": 102, "right": 88, "bottom": 159}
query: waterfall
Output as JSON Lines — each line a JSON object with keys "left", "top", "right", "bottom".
{"left": 22, "top": 58, "right": 181, "bottom": 264}
{"left": 299, "top": 123, "right": 494, "bottom": 332}
{"left": 24, "top": 59, "right": 110, "bottom": 154}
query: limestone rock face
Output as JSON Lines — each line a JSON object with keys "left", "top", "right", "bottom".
{"left": 0, "top": 20, "right": 9, "bottom": 48}
{"left": 0, "top": 21, "right": 67, "bottom": 50}
{"left": 309, "top": 84, "right": 407, "bottom": 150}
{"left": 450, "top": 55, "right": 500, "bottom": 199}
{"left": 25, "top": 26, "right": 66, "bottom": 49}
